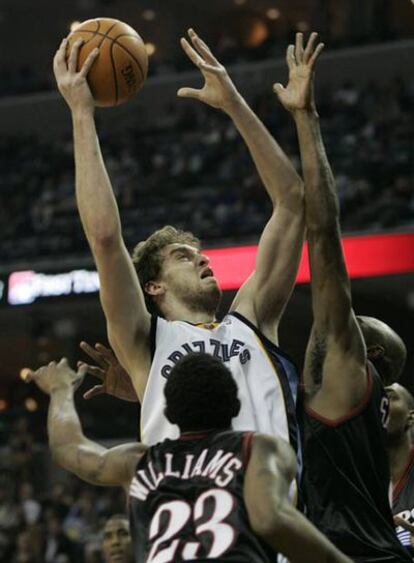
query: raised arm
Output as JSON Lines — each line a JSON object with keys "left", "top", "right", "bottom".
{"left": 244, "top": 434, "right": 351, "bottom": 563}
{"left": 179, "top": 29, "right": 305, "bottom": 342}
{"left": 274, "top": 33, "right": 366, "bottom": 411}
{"left": 27, "top": 360, "right": 144, "bottom": 489}
{"left": 53, "top": 39, "right": 151, "bottom": 401}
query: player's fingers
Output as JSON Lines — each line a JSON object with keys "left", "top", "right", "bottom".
{"left": 180, "top": 38, "right": 203, "bottom": 68}
{"left": 177, "top": 87, "right": 202, "bottom": 100}
{"left": 83, "top": 385, "right": 104, "bottom": 400}
{"left": 94, "top": 343, "right": 116, "bottom": 364}
{"left": 199, "top": 62, "right": 223, "bottom": 76}
{"left": 77, "top": 364, "right": 88, "bottom": 378}
{"left": 53, "top": 38, "right": 68, "bottom": 74}
{"left": 77, "top": 362, "right": 105, "bottom": 380}
{"left": 308, "top": 42, "right": 324, "bottom": 70}
{"left": 80, "top": 341, "right": 106, "bottom": 368}
{"left": 286, "top": 45, "right": 296, "bottom": 70}
{"left": 58, "top": 357, "right": 69, "bottom": 367}
{"left": 23, "top": 369, "right": 35, "bottom": 383}
{"left": 188, "top": 29, "right": 219, "bottom": 66}
{"left": 68, "top": 39, "right": 83, "bottom": 73}
{"left": 79, "top": 48, "right": 99, "bottom": 78}
{"left": 303, "top": 32, "right": 319, "bottom": 63}
{"left": 295, "top": 32, "right": 304, "bottom": 63}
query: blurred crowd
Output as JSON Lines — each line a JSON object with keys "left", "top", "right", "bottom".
{"left": 0, "top": 416, "right": 126, "bottom": 563}
{"left": 0, "top": 76, "right": 413, "bottom": 265}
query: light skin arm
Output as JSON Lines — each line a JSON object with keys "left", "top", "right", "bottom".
{"left": 274, "top": 33, "right": 367, "bottom": 415}
{"left": 26, "top": 359, "right": 144, "bottom": 490}
{"left": 53, "top": 39, "right": 151, "bottom": 401}
{"left": 244, "top": 434, "right": 352, "bottom": 563}
{"left": 179, "top": 29, "right": 305, "bottom": 342}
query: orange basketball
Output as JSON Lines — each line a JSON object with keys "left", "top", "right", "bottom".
{"left": 67, "top": 18, "right": 148, "bottom": 107}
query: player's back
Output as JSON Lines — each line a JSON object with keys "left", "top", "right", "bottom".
{"left": 129, "top": 429, "right": 278, "bottom": 562}
{"left": 302, "top": 364, "right": 411, "bottom": 562}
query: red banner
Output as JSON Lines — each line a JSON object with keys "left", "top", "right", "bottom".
{"left": 205, "top": 232, "right": 414, "bottom": 290}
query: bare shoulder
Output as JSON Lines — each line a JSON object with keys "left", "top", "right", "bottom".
{"left": 251, "top": 434, "right": 296, "bottom": 478}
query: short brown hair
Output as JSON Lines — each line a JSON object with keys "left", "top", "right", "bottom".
{"left": 132, "top": 226, "right": 200, "bottom": 313}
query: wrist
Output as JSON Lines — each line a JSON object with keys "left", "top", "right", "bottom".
{"left": 71, "top": 105, "right": 95, "bottom": 123}
{"left": 50, "top": 383, "right": 74, "bottom": 397}
{"left": 292, "top": 107, "right": 319, "bottom": 121}
{"left": 222, "top": 92, "right": 246, "bottom": 116}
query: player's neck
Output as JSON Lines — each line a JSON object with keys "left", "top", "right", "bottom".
{"left": 162, "top": 301, "right": 216, "bottom": 324}
{"left": 388, "top": 433, "right": 413, "bottom": 485}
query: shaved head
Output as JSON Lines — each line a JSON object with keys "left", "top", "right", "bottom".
{"left": 356, "top": 316, "right": 407, "bottom": 384}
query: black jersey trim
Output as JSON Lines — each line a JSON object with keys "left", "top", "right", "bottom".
{"left": 305, "top": 364, "right": 373, "bottom": 427}
{"left": 149, "top": 315, "right": 157, "bottom": 360}
{"left": 229, "top": 312, "right": 298, "bottom": 370}
{"left": 230, "top": 312, "right": 299, "bottom": 456}
{"left": 179, "top": 429, "right": 220, "bottom": 441}
{"left": 393, "top": 448, "right": 414, "bottom": 504}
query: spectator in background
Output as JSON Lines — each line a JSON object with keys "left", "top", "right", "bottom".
{"left": 387, "top": 384, "right": 414, "bottom": 556}
{"left": 44, "top": 512, "right": 75, "bottom": 563}
{"left": 101, "top": 515, "right": 133, "bottom": 563}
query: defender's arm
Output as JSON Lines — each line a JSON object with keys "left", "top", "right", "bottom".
{"left": 244, "top": 434, "right": 352, "bottom": 563}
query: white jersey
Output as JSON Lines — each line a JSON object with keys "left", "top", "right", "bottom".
{"left": 141, "top": 313, "right": 301, "bottom": 470}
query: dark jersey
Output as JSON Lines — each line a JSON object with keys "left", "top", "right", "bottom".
{"left": 302, "top": 364, "right": 411, "bottom": 562}
{"left": 128, "top": 430, "right": 277, "bottom": 563}
{"left": 392, "top": 448, "right": 414, "bottom": 556}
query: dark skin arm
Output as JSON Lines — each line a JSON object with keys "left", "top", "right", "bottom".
{"left": 274, "top": 33, "right": 367, "bottom": 418}
{"left": 244, "top": 434, "right": 352, "bottom": 562}
{"left": 27, "top": 359, "right": 144, "bottom": 490}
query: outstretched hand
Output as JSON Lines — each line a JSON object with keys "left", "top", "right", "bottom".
{"left": 53, "top": 38, "right": 99, "bottom": 114}
{"left": 178, "top": 28, "right": 240, "bottom": 113}
{"left": 273, "top": 32, "right": 324, "bottom": 114}
{"left": 25, "top": 358, "right": 86, "bottom": 396}
{"left": 78, "top": 341, "right": 139, "bottom": 403}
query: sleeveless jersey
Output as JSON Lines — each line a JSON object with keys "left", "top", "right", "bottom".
{"left": 128, "top": 430, "right": 278, "bottom": 563}
{"left": 392, "top": 448, "right": 414, "bottom": 556}
{"left": 302, "top": 364, "right": 411, "bottom": 562}
{"left": 141, "top": 312, "right": 300, "bottom": 456}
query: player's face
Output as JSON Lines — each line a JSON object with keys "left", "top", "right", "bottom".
{"left": 385, "top": 384, "right": 411, "bottom": 439}
{"left": 158, "top": 243, "right": 222, "bottom": 313}
{"left": 102, "top": 519, "right": 133, "bottom": 563}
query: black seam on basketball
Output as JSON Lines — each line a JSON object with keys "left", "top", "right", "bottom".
{"left": 112, "top": 40, "right": 145, "bottom": 81}
{"left": 109, "top": 41, "right": 119, "bottom": 105}
{"left": 72, "top": 20, "right": 101, "bottom": 47}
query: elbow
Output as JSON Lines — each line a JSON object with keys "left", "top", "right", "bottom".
{"left": 280, "top": 180, "right": 305, "bottom": 211}
{"left": 89, "top": 229, "right": 122, "bottom": 252}
{"left": 250, "top": 502, "right": 293, "bottom": 544}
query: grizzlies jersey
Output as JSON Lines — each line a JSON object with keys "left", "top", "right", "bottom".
{"left": 141, "top": 313, "right": 300, "bottom": 466}
{"left": 129, "top": 430, "right": 278, "bottom": 563}
{"left": 392, "top": 448, "right": 414, "bottom": 556}
{"left": 302, "top": 364, "right": 411, "bottom": 562}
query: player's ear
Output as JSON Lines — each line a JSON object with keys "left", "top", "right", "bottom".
{"left": 366, "top": 344, "right": 385, "bottom": 359}
{"left": 407, "top": 410, "right": 414, "bottom": 429}
{"left": 145, "top": 280, "right": 165, "bottom": 296}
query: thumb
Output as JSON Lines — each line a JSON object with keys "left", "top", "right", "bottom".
{"left": 273, "top": 83, "right": 285, "bottom": 96}
{"left": 83, "top": 385, "right": 104, "bottom": 400}
{"left": 177, "top": 87, "right": 202, "bottom": 100}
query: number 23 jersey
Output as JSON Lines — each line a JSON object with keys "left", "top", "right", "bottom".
{"left": 129, "top": 430, "right": 278, "bottom": 562}
{"left": 141, "top": 313, "right": 300, "bottom": 462}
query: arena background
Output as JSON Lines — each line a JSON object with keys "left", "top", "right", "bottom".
{"left": 0, "top": 1, "right": 413, "bottom": 561}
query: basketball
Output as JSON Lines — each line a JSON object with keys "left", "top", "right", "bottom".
{"left": 66, "top": 18, "right": 148, "bottom": 107}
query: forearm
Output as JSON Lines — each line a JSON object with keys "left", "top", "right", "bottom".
{"left": 226, "top": 95, "right": 303, "bottom": 207}
{"left": 270, "top": 504, "right": 351, "bottom": 563}
{"left": 48, "top": 386, "right": 87, "bottom": 465}
{"left": 72, "top": 109, "right": 122, "bottom": 245}
{"left": 48, "top": 386, "right": 108, "bottom": 482}
{"left": 293, "top": 109, "right": 339, "bottom": 230}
